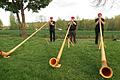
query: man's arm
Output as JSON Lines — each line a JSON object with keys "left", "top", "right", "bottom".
{"left": 54, "top": 21, "right": 56, "bottom": 29}
{"left": 95, "top": 18, "right": 99, "bottom": 25}
{"left": 73, "top": 21, "right": 77, "bottom": 25}
{"left": 99, "top": 18, "right": 105, "bottom": 24}
{"left": 73, "top": 21, "right": 77, "bottom": 31}
{"left": 101, "top": 18, "right": 105, "bottom": 25}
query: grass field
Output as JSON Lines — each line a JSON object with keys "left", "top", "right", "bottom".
{"left": 0, "top": 29, "right": 120, "bottom": 39}
{"left": 0, "top": 30, "right": 120, "bottom": 80}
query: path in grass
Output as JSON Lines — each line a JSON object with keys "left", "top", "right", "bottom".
{"left": 0, "top": 37, "right": 120, "bottom": 80}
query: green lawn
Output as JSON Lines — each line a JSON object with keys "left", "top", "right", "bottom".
{"left": 0, "top": 32, "right": 120, "bottom": 80}
{"left": 0, "top": 29, "right": 120, "bottom": 39}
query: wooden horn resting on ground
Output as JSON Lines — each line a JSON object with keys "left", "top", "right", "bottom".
{"left": 49, "top": 24, "right": 71, "bottom": 68}
{"left": 0, "top": 23, "right": 47, "bottom": 58}
{"left": 99, "top": 19, "right": 113, "bottom": 78}
{"left": 67, "top": 37, "right": 74, "bottom": 48}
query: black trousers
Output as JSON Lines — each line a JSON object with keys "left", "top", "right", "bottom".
{"left": 95, "top": 26, "right": 104, "bottom": 44}
{"left": 50, "top": 30, "right": 55, "bottom": 42}
{"left": 68, "top": 30, "right": 76, "bottom": 43}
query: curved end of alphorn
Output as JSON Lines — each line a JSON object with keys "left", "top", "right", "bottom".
{"left": 49, "top": 57, "right": 61, "bottom": 68}
{"left": 99, "top": 66, "right": 113, "bottom": 78}
{"left": 0, "top": 51, "right": 10, "bottom": 58}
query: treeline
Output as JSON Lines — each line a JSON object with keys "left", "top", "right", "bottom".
{"left": 32, "top": 15, "right": 120, "bottom": 31}
{"left": 1, "top": 14, "right": 120, "bottom": 31}
{"left": 55, "top": 16, "right": 120, "bottom": 31}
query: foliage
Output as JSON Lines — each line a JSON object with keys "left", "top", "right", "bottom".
{"left": 0, "top": 0, "right": 52, "bottom": 38}
{"left": 56, "top": 15, "right": 120, "bottom": 31}
{"left": 9, "top": 13, "right": 18, "bottom": 30}
{"left": 92, "top": 0, "right": 120, "bottom": 8}
{"left": 0, "top": 19, "right": 3, "bottom": 29}
{"left": 0, "top": 0, "right": 52, "bottom": 13}
{"left": 56, "top": 18, "right": 68, "bottom": 29}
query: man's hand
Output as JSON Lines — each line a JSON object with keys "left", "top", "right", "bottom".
{"left": 50, "top": 22, "right": 54, "bottom": 26}
{"left": 70, "top": 20, "right": 76, "bottom": 25}
{"left": 99, "top": 17, "right": 105, "bottom": 24}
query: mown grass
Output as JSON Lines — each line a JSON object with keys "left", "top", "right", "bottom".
{"left": 0, "top": 31, "right": 120, "bottom": 80}
{"left": 0, "top": 29, "right": 120, "bottom": 39}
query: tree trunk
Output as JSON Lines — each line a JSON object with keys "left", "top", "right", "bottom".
{"left": 13, "top": 0, "right": 27, "bottom": 38}
{"left": 20, "top": 6, "right": 28, "bottom": 38}
{"left": 16, "top": 12, "right": 22, "bottom": 37}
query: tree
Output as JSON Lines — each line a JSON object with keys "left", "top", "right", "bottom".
{"left": 9, "top": 13, "right": 18, "bottom": 29}
{"left": 76, "top": 16, "right": 81, "bottom": 21}
{"left": 0, "top": 19, "right": 3, "bottom": 29}
{"left": 114, "top": 15, "right": 120, "bottom": 30}
{"left": 92, "top": 0, "right": 107, "bottom": 6}
{"left": 38, "top": 15, "right": 46, "bottom": 22}
{"left": 0, "top": 0, "right": 52, "bottom": 38}
{"left": 93, "top": 0, "right": 120, "bottom": 7}
{"left": 56, "top": 17, "right": 67, "bottom": 29}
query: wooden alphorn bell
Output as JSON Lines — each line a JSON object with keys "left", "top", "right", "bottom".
{"left": 49, "top": 24, "right": 71, "bottom": 68}
{"left": 99, "top": 18, "right": 113, "bottom": 78}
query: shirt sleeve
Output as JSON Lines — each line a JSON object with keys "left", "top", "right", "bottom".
{"left": 53, "top": 21, "right": 55, "bottom": 24}
{"left": 102, "top": 18, "right": 105, "bottom": 22}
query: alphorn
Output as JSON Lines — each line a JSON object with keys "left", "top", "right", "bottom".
{"left": 49, "top": 24, "right": 71, "bottom": 68}
{"left": 0, "top": 23, "right": 47, "bottom": 58}
{"left": 67, "top": 37, "right": 74, "bottom": 48}
{"left": 99, "top": 18, "right": 113, "bottom": 78}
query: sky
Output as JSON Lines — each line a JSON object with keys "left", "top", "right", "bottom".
{"left": 0, "top": 0, "right": 120, "bottom": 26}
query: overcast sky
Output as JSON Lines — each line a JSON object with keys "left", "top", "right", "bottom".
{"left": 0, "top": 0, "right": 120, "bottom": 26}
